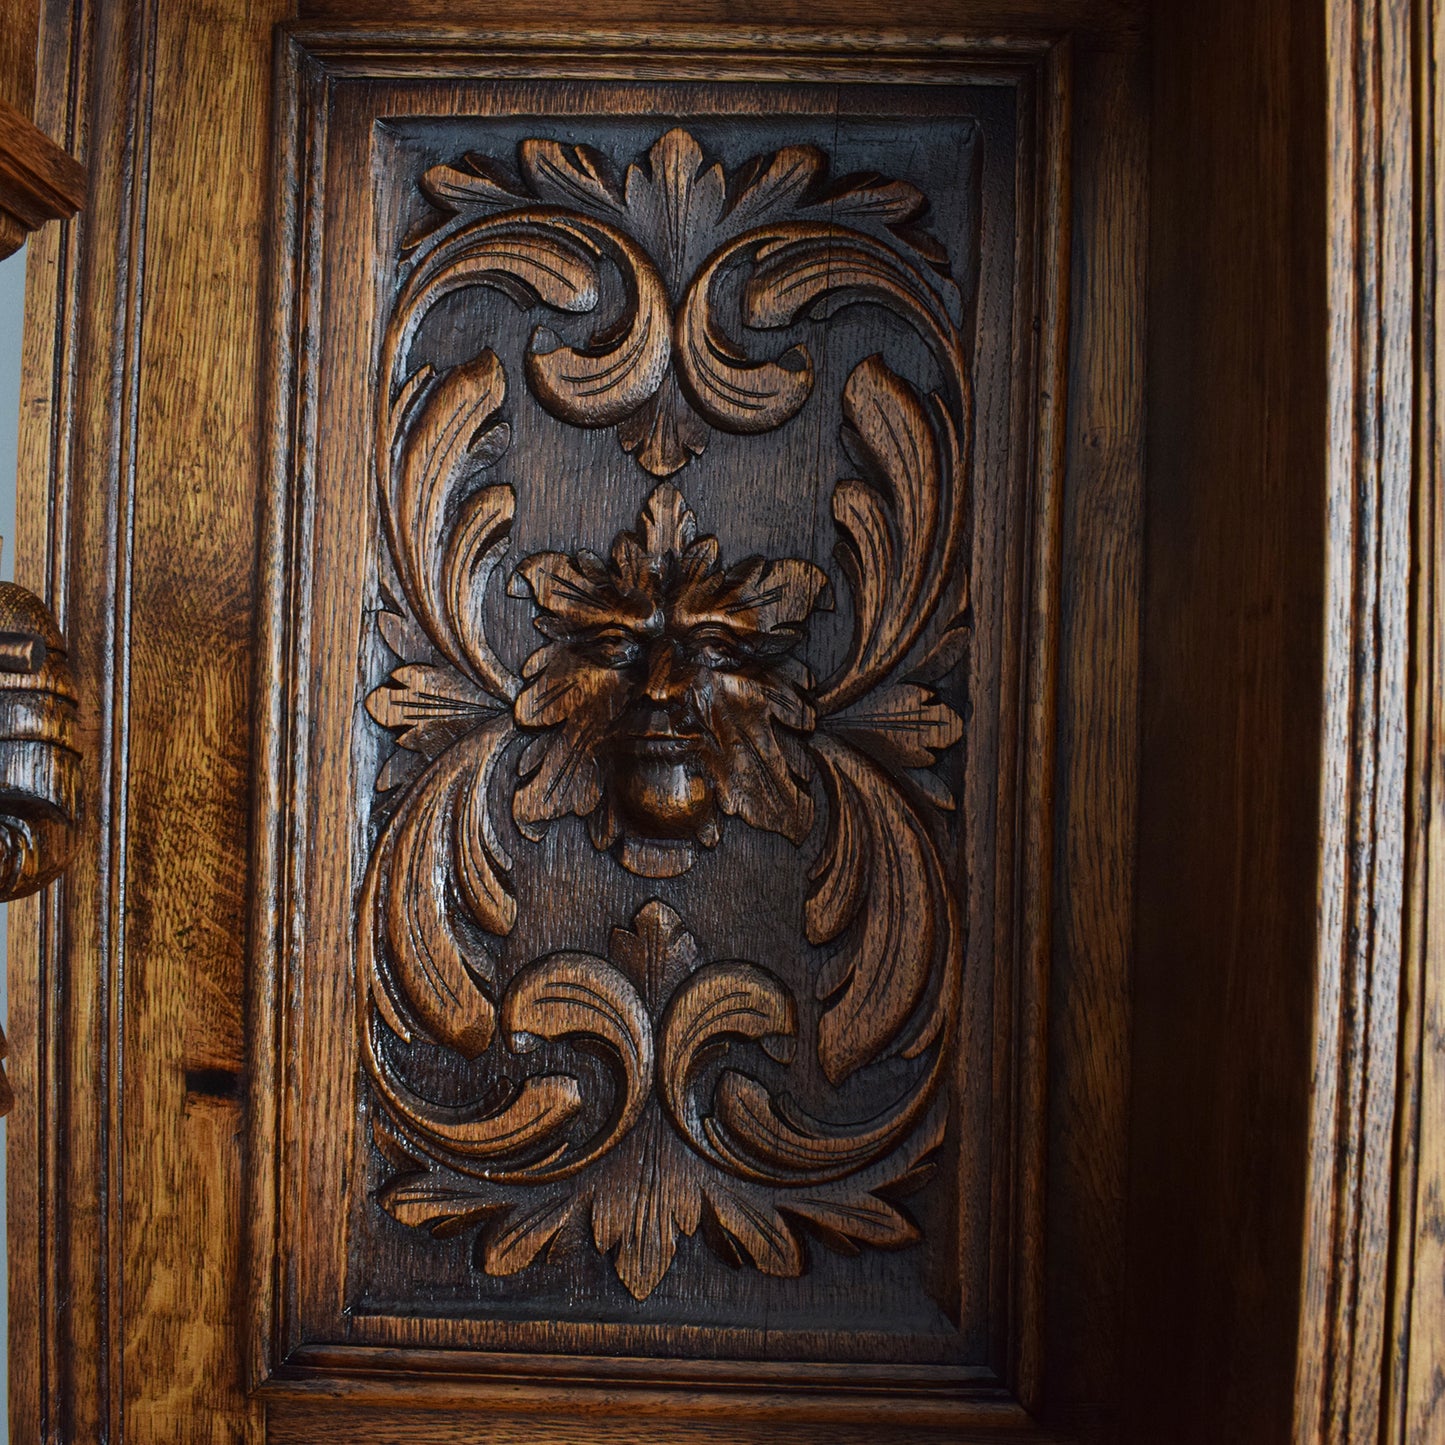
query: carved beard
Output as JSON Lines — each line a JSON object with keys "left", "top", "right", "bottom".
{"left": 606, "top": 691, "right": 715, "bottom": 841}
{"left": 516, "top": 627, "right": 814, "bottom": 878}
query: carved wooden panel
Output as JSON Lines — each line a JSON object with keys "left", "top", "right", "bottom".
{"left": 255, "top": 29, "right": 1068, "bottom": 1432}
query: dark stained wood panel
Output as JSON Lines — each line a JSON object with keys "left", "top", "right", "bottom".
{"left": 247, "top": 27, "right": 1092, "bottom": 1437}
{"left": 349, "top": 100, "right": 998, "bottom": 1341}
{"left": 1127, "top": 0, "right": 1329, "bottom": 1432}
{"left": 0, "top": 0, "right": 40, "bottom": 116}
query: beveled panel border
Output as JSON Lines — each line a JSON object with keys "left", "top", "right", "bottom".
{"left": 248, "top": 22, "right": 1069, "bottom": 1435}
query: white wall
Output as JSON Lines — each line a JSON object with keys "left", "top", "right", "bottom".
{"left": 0, "top": 243, "right": 26, "bottom": 1428}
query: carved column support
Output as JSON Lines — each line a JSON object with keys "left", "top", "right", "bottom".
{"left": 0, "top": 9, "right": 87, "bottom": 1116}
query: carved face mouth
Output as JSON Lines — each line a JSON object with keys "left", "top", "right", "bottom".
{"left": 509, "top": 485, "right": 828, "bottom": 877}
{"left": 618, "top": 711, "right": 707, "bottom": 762}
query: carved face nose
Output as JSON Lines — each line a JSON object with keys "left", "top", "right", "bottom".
{"left": 644, "top": 638, "right": 689, "bottom": 704}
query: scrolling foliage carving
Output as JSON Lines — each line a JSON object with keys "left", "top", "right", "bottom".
{"left": 360, "top": 129, "right": 972, "bottom": 1301}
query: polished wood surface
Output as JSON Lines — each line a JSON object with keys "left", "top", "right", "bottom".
{"left": 1386, "top": 3, "right": 1445, "bottom": 1441}
{"left": 0, "top": 579, "right": 80, "bottom": 900}
{"left": 1296, "top": 0, "right": 1418, "bottom": 1437}
{"left": 1131, "top": 1, "right": 1441, "bottom": 1443}
{"left": 1128, "top": 0, "right": 1328, "bottom": 1438}
{"left": 0, "top": 0, "right": 82, "bottom": 258}
{"left": 13, "top": 0, "right": 283, "bottom": 1437}
{"left": 0, "top": 0, "right": 40, "bottom": 117}
{"left": 251, "top": 37, "right": 1084, "bottom": 1437}
{"left": 8, "top": 0, "right": 1442, "bottom": 1441}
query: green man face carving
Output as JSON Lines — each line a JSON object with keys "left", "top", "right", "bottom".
{"left": 510, "top": 484, "right": 827, "bottom": 877}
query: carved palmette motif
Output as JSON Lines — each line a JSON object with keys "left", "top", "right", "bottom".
{"left": 360, "top": 129, "right": 973, "bottom": 1301}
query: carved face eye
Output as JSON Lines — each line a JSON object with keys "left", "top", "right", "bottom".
{"left": 580, "top": 626, "right": 644, "bottom": 670}
{"left": 684, "top": 623, "right": 745, "bottom": 671}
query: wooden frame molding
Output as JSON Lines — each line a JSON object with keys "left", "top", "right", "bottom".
{"left": 1383, "top": 1, "right": 1445, "bottom": 1442}
{"left": 1298, "top": 1, "right": 1442, "bottom": 1441}
{"left": 248, "top": 24, "right": 1081, "bottom": 1438}
{"left": 1295, "top": 0, "right": 1414, "bottom": 1436}
{"left": 6, "top": 0, "right": 1152, "bottom": 1435}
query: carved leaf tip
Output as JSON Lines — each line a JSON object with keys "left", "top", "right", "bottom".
{"left": 378, "top": 1173, "right": 502, "bottom": 1239}
{"left": 807, "top": 737, "right": 950, "bottom": 1085}
{"left": 519, "top": 138, "right": 624, "bottom": 214}
{"left": 723, "top": 144, "right": 827, "bottom": 226}
{"left": 387, "top": 350, "right": 523, "bottom": 701}
{"left": 623, "top": 128, "right": 725, "bottom": 284}
{"left": 828, "top": 681, "right": 964, "bottom": 773}
{"left": 481, "top": 1193, "right": 579, "bottom": 1276}
{"left": 818, "top": 354, "right": 956, "bottom": 715}
{"left": 618, "top": 373, "right": 708, "bottom": 476}
{"left": 821, "top": 170, "right": 928, "bottom": 228}
{"left": 640, "top": 481, "right": 697, "bottom": 556}
{"left": 419, "top": 153, "right": 529, "bottom": 216}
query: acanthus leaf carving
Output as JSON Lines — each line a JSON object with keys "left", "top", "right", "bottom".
{"left": 806, "top": 733, "right": 958, "bottom": 1084}
{"left": 818, "top": 353, "right": 967, "bottom": 715}
{"left": 398, "top": 127, "right": 962, "bottom": 478}
{"left": 827, "top": 681, "right": 965, "bottom": 775}
{"left": 361, "top": 716, "right": 517, "bottom": 1057}
{"left": 521, "top": 223, "right": 672, "bottom": 430}
{"left": 377, "top": 1173, "right": 506, "bottom": 1239}
{"left": 657, "top": 960, "right": 798, "bottom": 1152}
{"left": 371, "top": 900, "right": 945, "bottom": 1301}
{"left": 499, "top": 951, "right": 654, "bottom": 1177}
{"left": 515, "top": 139, "right": 625, "bottom": 216}
{"left": 364, "top": 662, "right": 498, "bottom": 761}
{"left": 383, "top": 349, "right": 517, "bottom": 698}
{"left": 362, "top": 126, "right": 976, "bottom": 1302}
{"left": 478, "top": 1191, "right": 582, "bottom": 1276}
{"left": 590, "top": 1109, "right": 707, "bottom": 1300}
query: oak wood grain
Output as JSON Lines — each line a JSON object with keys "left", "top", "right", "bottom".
{"left": 0, "top": 0, "right": 40, "bottom": 118}
{"left": 48, "top": 1, "right": 1445, "bottom": 1441}
{"left": 10, "top": 4, "right": 1151, "bottom": 1437}
{"left": 1295, "top": 0, "right": 1416, "bottom": 1438}
{"left": 1385, "top": 2, "right": 1445, "bottom": 1441}
{"left": 260, "top": 39, "right": 1069, "bottom": 1398}
{"left": 1043, "top": 32, "right": 1143, "bottom": 1436}
{"left": 11, "top": 0, "right": 280, "bottom": 1438}
{"left": 109, "top": 0, "right": 285, "bottom": 1436}
{"left": 228, "top": 19, "right": 1150, "bottom": 1433}
{"left": 8, "top": 0, "right": 88, "bottom": 1428}
{"left": 1129, "top": 2, "right": 1442, "bottom": 1444}
{"left": 265, "top": 1395, "right": 1076, "bottom": 1445}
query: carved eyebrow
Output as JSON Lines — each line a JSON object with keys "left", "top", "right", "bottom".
{"left": 543, "top": 574, "right": 610, "bottom": 611}
{"left": 721, "top": 582, "right": 787, "bottom": 614}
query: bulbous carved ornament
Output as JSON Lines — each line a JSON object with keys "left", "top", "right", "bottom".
{"left": 0, "top": 581, "right": 79, "bottom": 901}
{"left": 361, "top": 128, "right": 972, "bottom": 1300}
{"left": 0, "top": 578, "right": 81, "bottom": 1116}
